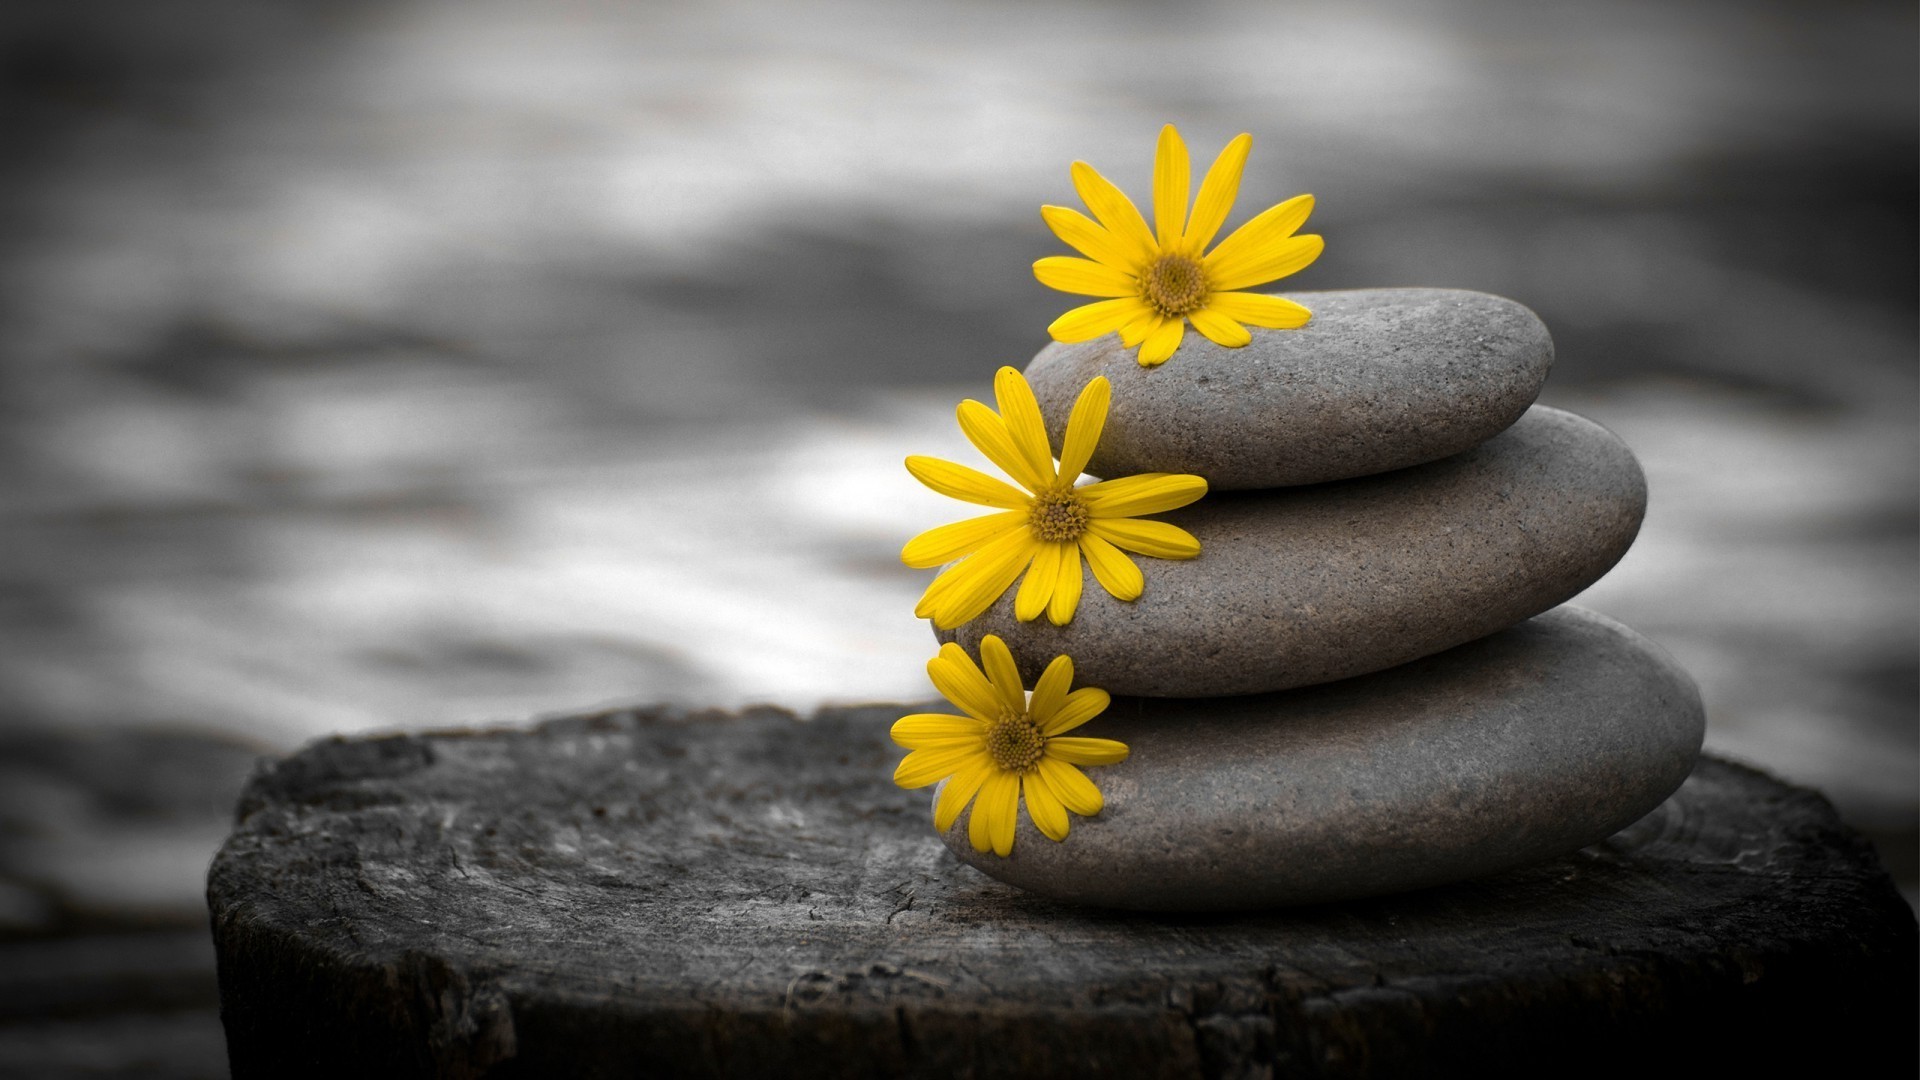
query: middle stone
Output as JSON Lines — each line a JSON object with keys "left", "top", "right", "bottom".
{"left": 937, "top": 406, "right": 1644, "bottom": 697}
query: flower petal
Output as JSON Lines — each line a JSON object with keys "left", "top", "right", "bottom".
{"left": 977, "top": 634, "right": 1028, "bottom": 713}
{"left": 1027, "top": 654, "right": 1075, "bottom": 727}
{"left": 1083, "top": 474, "right": 1208, "bottom": 518}
{"left": 891, "top": 713, "right": 985, "bottom": 749}
{"left": 1204, "top": 193, "right": 1314, "bottom": 269}
{"left": 927, "top": 645, "right": 1001, "bottom": 721}
{"left": 930, "top": 535, "right": 1038, "bottom": 630}
{"left": 1014, "top": 539, "right": 1064, "bottom": 623}
{"left": 1033, "top": 256, "right": 1137, "bottom": 298}
{"left": 1189, "top": 307, "right": 1252, "bottom": 348}
{"left": 895, "top": 745, "right": 985, "bottom": 788}
{"left": 1046, "top": 736, "right": 1131, "bottom": 766}
{"left": 994, "top": 367, "right": 1057, "bottom": 488}
{"left": 1038, "top": 686, "right": 1111, "bottom": 736}
{"left": 914, "top": 557, "right": 972, "bottom": 619}
{"left": 1070, "top": 160, "right": 1157, "bottom": 264}
{"left": 901, "top": 511, "right": 1025, "bottom": 569}
{"left": 1184, "top": 132, "right": 1251, "bottom": 252}
{"left": 896, "top": 735, "right": 990, "bottom": 754}
{"left": 1041, "top": 204, "right": 1143, "bottom": 272}
{"left": 1076, "top": 472, "right": 1173, "bottom": 500}
{"left": 1056, "top": 376, "right": 1110, "bottom": 482}
{"left": 1085, "top": 518, "right": 1202, "bottom": 559}
{"left": 1048, "top": 297, "right": 1149, "bottom": 344}
{"left": 1136, "top": 316, "right": 1184, "bottom": 366}
{"left": 935, "top": 761, "right": 992, "bottom": 832}
{"left": 1119, "top": 308, "right": 1163, "bottom": 348}
{"left": 1022, "top": 771, "right": 1071, "bottom": 842}
{"left": 956, "top": 400, "right": 1048, "bottom": 493}
{"left": 913, "top": 562, "right": 957, "bottom": 618}
{"left": 1037, "top": 756, "right": 1103, "bottom": 816}
{"left": 1046, "top": 544, "right": 1083, "bottom": 625}
{"left": 968, "top": 772, "right": 1015, "bottom": 853}
{"left": 988, "top": 768, "right": 1022, "bottom": 855}
{"left": 913, "top": 528, "right": 1031, "bottom": 620}
{"left": 1152, "top": 124, "right": 1190, "bottom": 249}
{"left": 1207, "top": 234, "right": 1324, "bottom": 293}
{"left": 904, "top": 456, "right": 1028, "bottom": 508}
{"left": 1207, "top": 291, "right": 1312, "bottom": 329}
{"left": 1078, "top": 533, "right": 1144, "bottom": 601}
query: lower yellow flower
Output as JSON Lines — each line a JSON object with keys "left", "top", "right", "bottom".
{"left": 892, "top": 636, "right": 1128, "bottom": 856}
{"left": 903, "top": 366, "right": 1207, "bottom": 630}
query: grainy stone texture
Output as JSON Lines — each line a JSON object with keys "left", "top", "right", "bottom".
{"left": 943, "top": 607, "right": 1703, "bottom": 910}
{"left": 207, "top": 704, "right": 1916, "bottom": 1078}
{"left": 1027, "top": 289, "right": 1554, "bottom": 488}
{"left": 941, "top": 405, "right": 1646, "bottom": 697}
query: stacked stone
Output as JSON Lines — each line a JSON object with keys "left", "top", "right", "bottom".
{"left": 936, "top": 288, "right": 1705, "bottom": 911}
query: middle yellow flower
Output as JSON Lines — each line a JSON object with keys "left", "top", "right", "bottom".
{"left": 903, "top": 366, "right": 1207, "bottom": 630}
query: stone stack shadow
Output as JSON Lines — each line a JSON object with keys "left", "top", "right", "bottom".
{"left": 936, "top": 288, "right": 1706, "bottom": 910}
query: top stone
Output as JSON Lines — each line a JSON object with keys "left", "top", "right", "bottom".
{"left": 1027, "top": 288, "right": 1554, "bottom": 489}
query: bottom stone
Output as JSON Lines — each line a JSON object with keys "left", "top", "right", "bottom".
{"left": 942, "top": 605, "right": 1705, "bottom": 910}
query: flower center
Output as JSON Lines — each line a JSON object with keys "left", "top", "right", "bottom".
{"left": 985, "top": 709, "right": 1046, "bottom": 773}
{"left": 1027, "top": 485, "right": 1090, "bottom": 543}
{"left": 1142, "top": 253, "right": 1210, "bottom": 317}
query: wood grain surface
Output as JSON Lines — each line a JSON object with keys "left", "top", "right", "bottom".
{"left": 209, "top": 704, "right": 1916, "bottom": 1078}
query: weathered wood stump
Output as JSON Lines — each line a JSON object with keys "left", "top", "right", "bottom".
{"left": 208, "top": 705, "right": 1916, "bottom": 1078}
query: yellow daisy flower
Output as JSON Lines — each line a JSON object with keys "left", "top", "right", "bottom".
{"left": 892, "top": 636, "right": 1127, "bottom": 857}
{"left": 1034, "top": 124, "right": 1325, "bottom": 367}
{"left": 902, "top": 366, "right": 1207, "bottom": 630}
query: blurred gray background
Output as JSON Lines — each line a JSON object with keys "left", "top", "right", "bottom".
{"left": 1, "top": 0, "right": 1913, "bottom": 1075}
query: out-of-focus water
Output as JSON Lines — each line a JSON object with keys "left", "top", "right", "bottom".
{"left": 0, "top": 0, "right": 1914, "bottom": 1070}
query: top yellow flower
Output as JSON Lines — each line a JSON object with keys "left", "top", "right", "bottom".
{"left": 1034, "top": 125, "right": 1323, "bottom": 367}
